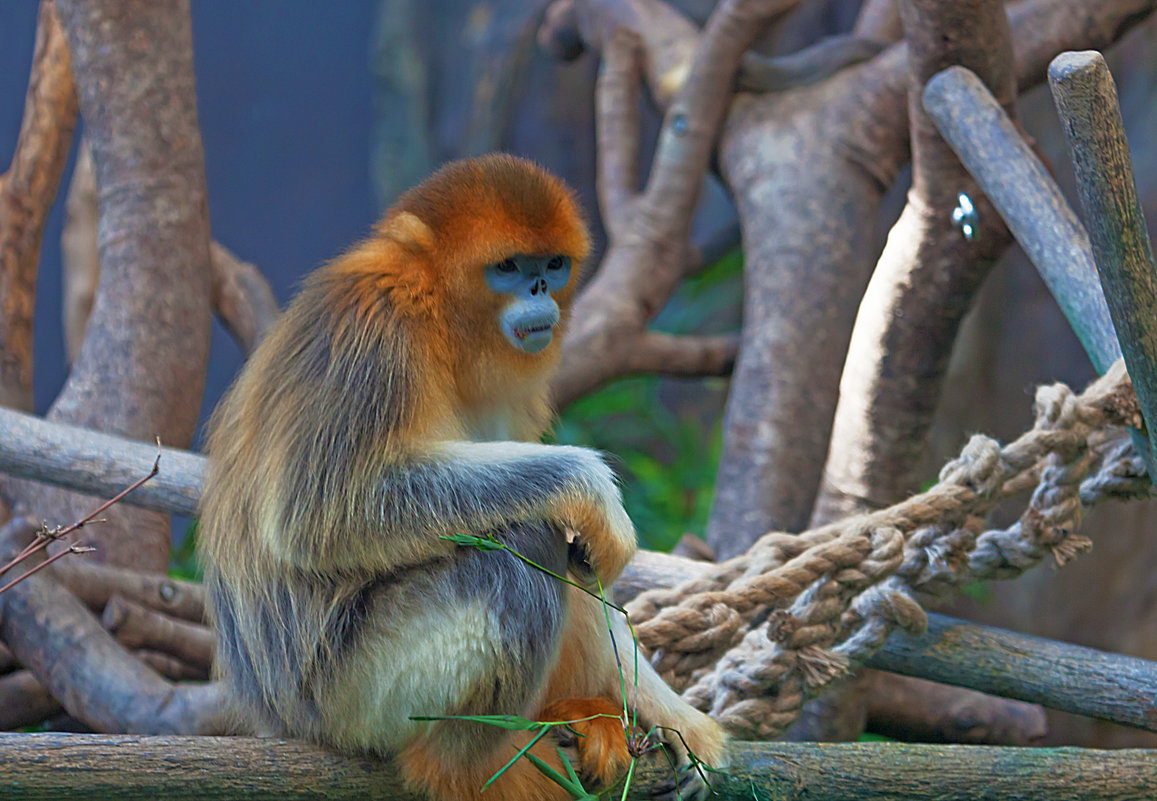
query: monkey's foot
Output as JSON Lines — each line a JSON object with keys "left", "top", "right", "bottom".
{"left": 540, "top": 697, "right": 632, "bottom": 788}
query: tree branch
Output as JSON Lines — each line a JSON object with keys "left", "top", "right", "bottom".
{"left": 0, "top": 0, "right": 78, "bottom": 411}
{"left": 555, "top": 0, "right": 790, "bottom": 406}
{"left": 209, "top": 241, "right": 280, "bottom": 355}
{"left": 595, "top": 29, "right": 643, "bottom": 226}
{"left": 867, "top": 673, "right": 1047, "bottom": 745}
{"left": 813, "top": 0, "right": 1017, "bottom": 522}
{"left": 10, "top": 0, "right": 214, "bottom": 571}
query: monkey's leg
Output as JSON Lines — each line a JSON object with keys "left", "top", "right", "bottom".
{"left": 318, "top": 521, "right": 575, "bottom": 778}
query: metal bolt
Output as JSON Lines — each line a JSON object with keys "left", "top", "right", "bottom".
{"left": 951, "top": 192, "right": 978, "bottom": 241}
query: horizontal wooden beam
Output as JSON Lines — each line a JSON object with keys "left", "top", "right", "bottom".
{"left": 0, "top": 407, "right": 202, "bottom": 516}
{"left": 0, "top": 734, "right": 1154, "bottom": 800}
{"left": 869, "top": 613, "right": 1157, "bottom": 731}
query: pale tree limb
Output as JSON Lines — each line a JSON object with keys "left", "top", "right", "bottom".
{"left": 209, "top": 241, "right": 280, "bottom": 355}
{"left": 63, "top": 142, "right": 280, "bottom": 360}
{"left": 0, "top": 0, "right": 78, "bottom": 411}
{"left": 6, "top": 0, "right": 215, "bottom": 572}
{"left": 813, "top": 0, "right": 1017, "bottom": 536}
{"left": 854, "top": 0, "right": 901, "bottom": 43}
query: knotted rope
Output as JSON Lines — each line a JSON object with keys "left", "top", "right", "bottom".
{"left": 626, "top": 360, "right": 1151, "bottom": 739}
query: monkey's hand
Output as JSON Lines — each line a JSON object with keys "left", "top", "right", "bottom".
{"left": 554, "top": 449, "right": 636, "bottom": 584}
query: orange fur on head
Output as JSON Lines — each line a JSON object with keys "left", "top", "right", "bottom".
{"left": 320, "top": 154, "right": 590, "bottom": 439}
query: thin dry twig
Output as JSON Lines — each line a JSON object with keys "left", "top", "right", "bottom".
{"left": 0, "top": 450, "right": 160, "bottom": 596}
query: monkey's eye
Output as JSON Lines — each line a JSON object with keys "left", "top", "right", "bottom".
{"left": 495, "top": 259, "right": 518, "bottom": 274}
{"left": 546, "top": 256, "right": 566, "bottom": 271}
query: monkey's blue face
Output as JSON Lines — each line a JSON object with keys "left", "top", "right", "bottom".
{"left": 485, "top": 254, "right": 572, "bottom": 354}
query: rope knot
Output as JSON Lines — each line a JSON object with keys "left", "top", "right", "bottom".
{"left": 766, "top": 610, "right": 799, "bottom": 643}
{"left": 939, "top": 434, "right": 1004, "bottom": 496}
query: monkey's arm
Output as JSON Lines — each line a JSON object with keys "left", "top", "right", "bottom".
{"left": 280, "top": 442, "right": 636, "bottom": 581}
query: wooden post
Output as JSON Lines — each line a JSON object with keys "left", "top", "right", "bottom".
{"left": 1048, "top": 50, "right": 1157, "bottom": 477}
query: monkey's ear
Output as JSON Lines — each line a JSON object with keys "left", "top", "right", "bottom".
{"left": 383, "top": 212, "right": 435, "bottom": 252}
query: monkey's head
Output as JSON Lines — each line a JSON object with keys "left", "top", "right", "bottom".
{"left": 377, "top": 154, "right": 590, "bottom": 363}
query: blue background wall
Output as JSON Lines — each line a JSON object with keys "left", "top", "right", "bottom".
{"left": 0, "top": 1, "right": 381, "bottom": 445}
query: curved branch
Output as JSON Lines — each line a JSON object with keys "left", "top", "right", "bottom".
{"left": 209, "top": 242, "right": 280, "bottom": 355}
{"left": 631, "top": 331, "right": 738, "bottom": 377}
{"left": 595, "top": 28, "right": 644, "bottom": 227}
{"left": 813, "top": 0, "right": 1017, "bottom": 524}
{"left": 854, "top": 0, "right": 902, "bottom": 42}
{"left": 0, "top": 0, "right": 78, "bottom": 411}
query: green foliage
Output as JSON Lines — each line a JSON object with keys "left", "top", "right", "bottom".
{"left": 170, "top": 520, "right": 201, "bottom": 581}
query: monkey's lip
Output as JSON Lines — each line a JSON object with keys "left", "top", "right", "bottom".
{"left": 513, "top": 323, "right": 553, "bottom": 340}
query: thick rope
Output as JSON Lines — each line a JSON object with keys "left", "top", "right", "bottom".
{"left": 626, "top": 360, "right": 1152, "bottom": 739}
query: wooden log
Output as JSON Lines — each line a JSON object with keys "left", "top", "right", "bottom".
{"left": 867, "top": 673, "right": 1047, "bottom": 745}
{"left": 53, "top": 560, "right": 205, "bottom": 623}
{"left": 868, "top": 613, "right": 1157, "bottom": 732}
{"left": 0, "top": 735, "right": 1155, "bottom": 800}
{"left": 102, "top": 595, "right": 213, "bottom": 669}
{"left": 1048, "top": 50, "right": 1157, "bottom": 469}
{"left": 0, "top": 520, "right": 224, "bottom": 735}
{"left": 0, "top": 407, "right": 202, "bottom": 517}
